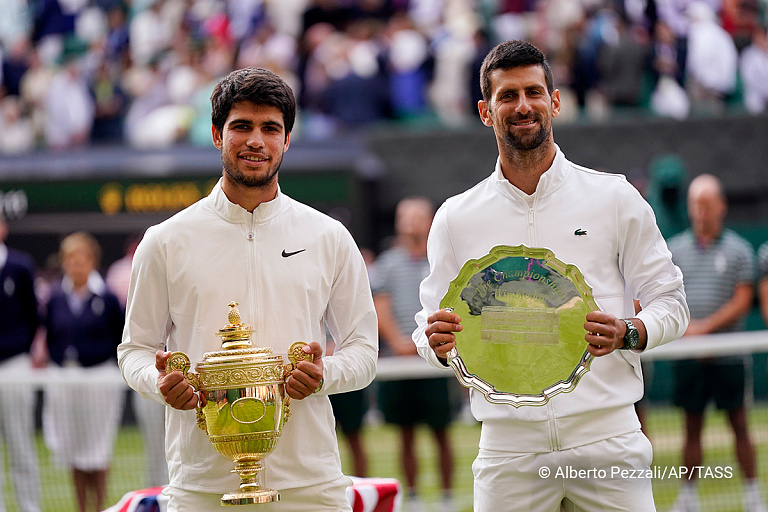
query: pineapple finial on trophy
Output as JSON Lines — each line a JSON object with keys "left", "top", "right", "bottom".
{"left": 217, "top": 301, "right": 254, "bottom": 350}
{"left": 228, "top": 301, "right": 241, "bottom": 324}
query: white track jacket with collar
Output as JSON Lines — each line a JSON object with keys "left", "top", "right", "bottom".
{"left": 118, "top": 179, "right": 378, "bottom": 493}
{"left": 414, "top": 146, "right": 689, "bottom": 453}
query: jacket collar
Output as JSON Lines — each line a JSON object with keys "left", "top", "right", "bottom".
{"left": 492, "top": 144, "right": 568, "bottom": 201}
{"left": 61, "top": 270, "right": 107, "bottom": 297}
{"left": 208, "top": 178, "right": 284, "bottom": 224}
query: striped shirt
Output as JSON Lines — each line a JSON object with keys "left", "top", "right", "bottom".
{"left": 759, "top": 241, "right": 768, "bottom": 280}
{"left": 371, "top": 245, "right": 430, "bottom": 357}
{"left": 668, "top": 228, "right": 756, "bottom": 332}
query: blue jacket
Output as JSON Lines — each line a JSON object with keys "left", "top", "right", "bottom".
{"left": 0, "top": 248, "right": 39, "bottom": 362}
{"left": 45, "top": 281, "right": 123, "bottom": 367}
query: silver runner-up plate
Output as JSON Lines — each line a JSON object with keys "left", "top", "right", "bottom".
{"left": 440, "top": 245, "right": 599, "bottom": 407}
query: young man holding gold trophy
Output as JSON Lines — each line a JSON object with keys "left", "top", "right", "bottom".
{"left": 117, "top": 68, "right": 378, "bottom": 511}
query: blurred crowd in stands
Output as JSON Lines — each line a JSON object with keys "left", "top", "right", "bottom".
{"left": 0, "top": 0, "right": 767, "bottom": 154}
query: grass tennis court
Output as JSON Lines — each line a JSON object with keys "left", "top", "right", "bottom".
{"left": 4, "top": 404, "right": 768, "bottom": 512}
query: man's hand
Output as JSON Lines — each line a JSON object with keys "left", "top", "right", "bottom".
{"left": 285, "top": 342, "right": 324, "bottom": 399}
{"left": 425, "top": 308, "right": 463, "bottom": 361}
{"left": 583, "top": 311, "right": 626, "bottom": 357}
{"left": 155, "top": 351, "right": 200, "bottom": 410}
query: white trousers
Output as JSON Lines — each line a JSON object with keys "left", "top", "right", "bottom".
{"left": 473, "top": 430, "right": 655, "bottom": 512}
{"left": 165, "top": 475, "right": 353, "bottom": 512}
{"left": 0, "top": 354, "right": 41, "bottom": 512}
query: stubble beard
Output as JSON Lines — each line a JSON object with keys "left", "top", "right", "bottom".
{"left": 502, "top": 114, "right": 550, "bottom": 152}
{"left": 221, "top": 152, "right": 283, "bottom": 189}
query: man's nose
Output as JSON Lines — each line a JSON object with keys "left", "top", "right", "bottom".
{"left": 246, "top": 130, "right": 264, "bottom": 148}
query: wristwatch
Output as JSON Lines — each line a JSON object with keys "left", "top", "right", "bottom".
{"left": 620, "top": 319, "right": 640, "bottom": 350}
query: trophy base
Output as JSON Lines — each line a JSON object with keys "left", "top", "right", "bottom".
{"left": 221, "top": 488, "right": 280, "bottom": 506}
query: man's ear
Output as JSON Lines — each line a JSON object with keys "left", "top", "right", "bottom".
{"left": 211, "top": 125, "right": 222, "bottom": 150}
{"left": 551, "top": 89, "right": 561, "bottom": 119}
{"left": 478, "top": 100, "right": 493, "bottom": 127}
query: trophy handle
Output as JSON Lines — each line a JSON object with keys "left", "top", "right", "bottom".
{"left": 281, "top": 342, "right": 314, "bottom": 422}
{"left": 286, "top": 341, "right": 313, "bottom": 370}
{"left": 165, "top": 351, "right": 207, "bottom": 433}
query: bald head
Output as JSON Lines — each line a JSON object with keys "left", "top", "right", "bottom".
{"left": 395, "top": 196, "right": 434, "bottom": 240}
{"left": 687, "top": 174, "right": 726, "bottom": 241}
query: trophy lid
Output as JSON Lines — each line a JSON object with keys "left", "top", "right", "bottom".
{"left": 199, "top": 302, "right": 283, "bottom": 365}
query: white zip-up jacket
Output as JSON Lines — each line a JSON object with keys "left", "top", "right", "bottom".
{"left": 414, "top": 147, "right": 689, "bottom": 453}
{"left": 118, "top": 179, "right": 378, "bottom": 493}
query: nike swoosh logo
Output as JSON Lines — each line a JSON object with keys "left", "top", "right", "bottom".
{"left": 282, "top": 249, "right": 306, "bottom": 258}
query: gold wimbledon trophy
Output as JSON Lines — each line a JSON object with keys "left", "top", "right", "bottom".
{"left": 165, "top": 302, "right": 311, "bottom": 505}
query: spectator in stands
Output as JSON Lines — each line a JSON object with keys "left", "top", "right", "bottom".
{"left": 43, "top": 232, "right": 124, "bottom": 512}
{"left": 760, "top": 241, "right": 768, "bottom": 329}
{"left": 385, "top": 15, "right": 432, "bottom": 120}
{"left": 667, "top": 174, "right": 767, "bottom": 512}
{"left": 373, "top": 196, "right": 456, "bottom": 512}
{"left": 0, "top": 213, "right": 42, "bottom": 512}
{"left": 89, "top": 60, "right": 129, "bottom": 144}
{"left": 323, "top": 20, "right": 391, "bottom": 129}
{"left": 740, "top": 23, "right": 768, "bottom": 114}
{"left": 417, "top": 39, "right": 688, "bottom": 512}
{"left": 597, "top": 12, "right": 652, "bottom": 109}
{"left": 0, "top": 95, "right": 35, "bottom": 154}
{"left": 44, "top": 45, "right": 95, "bottom": 149}
{"left": 105, "top": 233, "right": 169, "bottom": 488}
{"left": 684, "top": 1, "right": 739, "bottom": 115}
{"left": 118, "top": 67, "right": 377, "bottom": 512}
{"left": 128, "top": 0, "right": 172, "bottom": 68}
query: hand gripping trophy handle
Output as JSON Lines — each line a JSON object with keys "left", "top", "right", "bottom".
{"left": 164, "top": 352, "right": 207, "bottom": 431}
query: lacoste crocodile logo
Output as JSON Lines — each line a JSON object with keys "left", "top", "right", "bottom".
{"left": 282, "top": 249, "right": 306, "bottom": 258}
{"left": 574, "top": 229, "right": 587, "bottom": 236}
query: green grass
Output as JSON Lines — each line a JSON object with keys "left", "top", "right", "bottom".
{"left": 4, "top": 405, "right": 768, "bottom": 512}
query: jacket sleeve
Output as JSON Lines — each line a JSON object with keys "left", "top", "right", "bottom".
{"left": 117, "top": 227, "right": 171, "bottom": 404}
{"left": 321, "top": 226, "right": 379, "bottom": 394}
{"left": 617, "top": 181, "right": 690, "bottom": 350}
{"left": 412, "top": 203, "right": 460, "bottom": 370}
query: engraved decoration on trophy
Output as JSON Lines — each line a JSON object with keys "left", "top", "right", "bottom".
{"left": 165, "top": 302, "right": 312, "bottom": 505}
{"left": 440, "top": 245, "right": 600, "bottom": 407}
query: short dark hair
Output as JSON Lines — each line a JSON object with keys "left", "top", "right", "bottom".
{"left": 479, "top": 40, "right": 554, "bottom": 102}
{"left": 210, "top": 67, "right": 296, "bottom": 138}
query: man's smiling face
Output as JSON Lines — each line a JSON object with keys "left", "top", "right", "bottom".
{"left": 213, "top": 101, "right": 291, "bottom": 191}
{"left": 479, "top": 64, "right": 560, "bottom": 152}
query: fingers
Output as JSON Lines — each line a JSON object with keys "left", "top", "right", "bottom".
{"left": 157, "top": 351, "right": 198, "bottom": 410}
{"left": 155, "top": 350, "right": 171, "bottom": 375}
{"left": 583, "top": 311, "right": 621, "bottom": 357}
{"left": 286, "top": 365, "right": 323, "bottom": 399}
{"left": 426, "top": 308, "right": 462, "bottom": 358}
{"left": 301, "top": 341, "right": 324, "bottom": 362}
{"left": 288, "top": 342, "right": 324, "bottom": 399}
{"left": 158, "top": 371, "right": 199, "bottom": 410}
{"left": 426, "top": 308, "right": 463, "bottom": 330}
